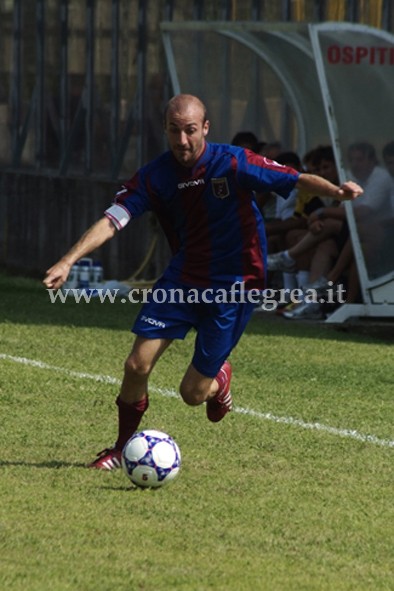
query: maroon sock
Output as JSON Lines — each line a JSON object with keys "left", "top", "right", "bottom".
{"left": 115, "top": 395, "right": 149, "bottom": 450}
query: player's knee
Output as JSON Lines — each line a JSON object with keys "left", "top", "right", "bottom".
{"left": 123, "top": 355, "right": 152, "bottom": 379}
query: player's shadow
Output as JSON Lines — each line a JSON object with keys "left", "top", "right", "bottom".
{"left": 100, "top": 484, "right": 160, "bottom": 493}
{"left": 0, "top": 459, "right": 87, "bottom": 469}
{"left": 100, "top": 484, "right": 139, "bottom": 492}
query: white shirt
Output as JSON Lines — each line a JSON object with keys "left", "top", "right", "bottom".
{"left": 274, "top": 188, "right": 297, "bottom": 220}
{"left": 351, "top": 165, "right": 394, "bottom": 213}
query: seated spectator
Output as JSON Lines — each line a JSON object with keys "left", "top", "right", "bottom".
{"left": 310, "top": 238, "right": 360, "bottom": 304}
{"left": 256, "top": 141, "right": 267, "bottom": 155}
{"left": 230, "top": 131, "right": 277, "bottom": 221}
{"left": 382, "top": 140, "right": 394, "bottom": 179}
{"left": 230, "top": 131, "right": 259, "bottom": 152}
{"left": 265, "top": 151, "right": 304, "bottom": 242}
{"left": 260, "top": 141, "right": 282, "bottom": 160}
{"left": 347, "top": 141, "right": 394, "bottom": 274}
{"left": 274, "top": 141, "right": 394, "bottom": 319}
{"left": 282, "top": 230, "right": 364, "bottom": 320}
{"left": 347, "top": 141, "right": 393, "bottom": 212}
{"left": 268, "top": 145, "right": 341, "bottom": 292}
{"left": 265, "top": 151, "right": 313, "bottom": 291}
{"left": 302, "top": 147, "right": 320, "bottom": 174}
{"left": 382, "top": 140, "right": 394, "bottom": 215}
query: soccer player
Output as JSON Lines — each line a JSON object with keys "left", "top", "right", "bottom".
{"left": 43, "top": 94, "right": 363, "bottom": 470}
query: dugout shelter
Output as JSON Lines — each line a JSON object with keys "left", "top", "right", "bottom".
{"left": 161, "top": 21, "right": 394, "bottom": 323}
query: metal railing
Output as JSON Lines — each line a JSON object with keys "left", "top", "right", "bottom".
{"left": 0, "top": 0, "right": 392, "bottom": 180}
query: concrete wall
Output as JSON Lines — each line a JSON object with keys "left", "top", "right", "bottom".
{"left": 0, "top": 171, "right": 171, "bottom": 281}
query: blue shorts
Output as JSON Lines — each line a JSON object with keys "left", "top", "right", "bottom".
{"left": 132, "top": 278, "right": 255, "bottom": 377}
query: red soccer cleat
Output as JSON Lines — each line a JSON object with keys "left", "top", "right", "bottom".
{"left": 206, "top": 360, "right": 233, "bottom": 423}
{"left": 88, "top": 447, "right": 122, "bottom": 470}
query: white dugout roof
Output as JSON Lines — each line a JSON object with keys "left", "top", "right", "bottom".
{"left": 161, "top": 21, "right": 394, "bottom": 322}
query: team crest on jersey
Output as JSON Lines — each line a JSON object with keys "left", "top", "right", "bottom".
{"left": 211, "top": 177, "right": 230, "bottom": 199}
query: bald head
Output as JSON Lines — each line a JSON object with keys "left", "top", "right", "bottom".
{"left": 164, "top": 94, "right": 210, "bottom": 167}
{"left": 164, "top": 94, "right": 208, "bottom": 127}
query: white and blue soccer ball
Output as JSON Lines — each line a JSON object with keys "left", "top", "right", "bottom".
{"left": 121, "top": 430, "right": 181, "bottom": 488}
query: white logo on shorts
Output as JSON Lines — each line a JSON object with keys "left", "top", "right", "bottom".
{"left": 141, "top": 315, "right": 166, "bottom": 328}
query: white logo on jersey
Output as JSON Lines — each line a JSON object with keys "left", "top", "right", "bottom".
{"left": 178, "top": 179, "right": 205, "bottom": 189}
{"left": 263, "top": 157, "right": 284, "bottom": 167}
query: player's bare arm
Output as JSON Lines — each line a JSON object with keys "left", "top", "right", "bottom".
{"left": 297, "top": 173, "right": 363, "bottom": 201}
{"left": 43, "top": 216, "right": 117, "bottom": 289}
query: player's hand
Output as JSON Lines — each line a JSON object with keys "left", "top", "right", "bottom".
{"left": 336, "top": 181, "right": 363, "bottom": 201}
{"left": 43, "top": 261, "right": 71, "bottom": 289}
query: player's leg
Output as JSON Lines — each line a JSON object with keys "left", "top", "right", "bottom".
{"left": 179, "top": 300, "right": 255, "bottom": 422}
{"left": 180, "top": 360, "right": 233, "bottom": 423}
{"left": 89, "top": 336, "right": 172, "bottom": 470}
{"left": 179, "top": 363, "right": 220, "bottom": 405}
{"left": 120, "top": 335, "right": 172, "bottom": 404}
{"left": 89, "top": 278, "right": 197, "bottom": 469}
{"left": 116, "top": 335, "right": 172, "bottom": 441}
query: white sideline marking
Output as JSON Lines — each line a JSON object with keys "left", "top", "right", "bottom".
{"left": 1, "top": 353, "right": 393, "bottom": 449}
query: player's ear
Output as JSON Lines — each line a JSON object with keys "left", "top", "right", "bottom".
{"left": 203, "top": 119, "right": 210, "bottom": 136}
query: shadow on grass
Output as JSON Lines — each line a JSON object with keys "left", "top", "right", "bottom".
{"left": 1, "top": 270, "right": 392, "bottom": 344}
{"left": 100, "top": 484, "right": 143, "bottom": 492}
{"left": 248, "top": 309, "right": 394, "bottom": 344}
{"left": 0, "top": 270, "right": 139, "bottom": 331}
{"left": 0, "top": 459, "right": 88, "bottom": 469}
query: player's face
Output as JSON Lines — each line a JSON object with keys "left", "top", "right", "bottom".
{"left": 165, "top": 104, "right": 209, "bottom": 167}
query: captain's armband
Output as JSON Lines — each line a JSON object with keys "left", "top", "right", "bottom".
{"left": 104, "top": 203, "right": 131, "bottom": 230}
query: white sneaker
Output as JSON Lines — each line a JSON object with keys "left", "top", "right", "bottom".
{"left": 283, "top": 301, "right": 324, "bottom": 320}
{"left": 267, "top": 252, "right": 296, "bottom": 272}
{"left": 305, "top": 276, "right": 331, "bottom": 298}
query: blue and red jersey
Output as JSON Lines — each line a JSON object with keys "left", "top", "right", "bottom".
{"left": 105, "top": 142, "right": 299, "bottom": 290}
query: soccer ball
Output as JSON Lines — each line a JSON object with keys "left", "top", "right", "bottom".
{"left": 121, "top": 430, "right": 181, "bottom": 488}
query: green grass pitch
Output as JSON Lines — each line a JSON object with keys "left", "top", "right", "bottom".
{"left": 0, "top": 271, "right": 393, "bottom": 591}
